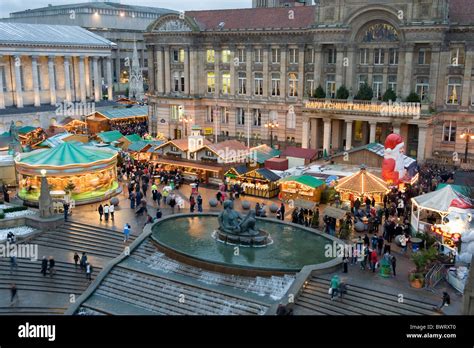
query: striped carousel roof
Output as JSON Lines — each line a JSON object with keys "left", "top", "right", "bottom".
{"left": 335, "top": 167, "right": 389, "bottom": 195}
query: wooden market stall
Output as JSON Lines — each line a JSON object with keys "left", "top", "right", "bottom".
{"left": 86, "top": 106, "right": 148, "bottom": 136}
{"left": 225, "top": 167, "right": 281, "bottom": 198}
{"left": 54, "top": 117, "right": 87, "bottom": 135}
{"left": 18, "top": 126, "right": 46, "bottom": 149}
{"left": 335, "top": 167, "right": 389, "bottom": 204}
{"left": 279, "top": 175, "right": 325, "bottom": 202}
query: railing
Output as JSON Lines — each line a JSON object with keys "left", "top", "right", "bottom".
{"left": 424, "top": 263, "right": 449, "bottom": 293}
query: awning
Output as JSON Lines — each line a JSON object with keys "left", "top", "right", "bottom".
{"left": 324, "top": 206, "right": 348, "bottom": 219}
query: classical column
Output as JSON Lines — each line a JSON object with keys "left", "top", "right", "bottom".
{"left": 115, "top": 48, "right": 121, "bottom": 90}
{"left": 85, "top": 57, "right": 91, "bottom": 98}
{"left": 31, "top": 56, "right": 41, "bottom": 107}
{"left": 313, "top": 44, "right": 322, "bottom": 90}
{"left": 298, "top": 45, "right": 305, "bottom": 99}
{"left": 263, "top": 45, "right": 269, "bottom": 97}
{"left": 280, "top": 45, "right": 287, "bottom": 98}
{"left": 189, "top": 47, "right": 196, "bottom": 96}
{"left": 147, "top": 48, "right": 155, "bottom": 94}
{"left": 184, "top": 47, "right": 190, "bottom": 95}
{"left": 92, "top": 57, "right": 101, "bottom": 102}
{"left": 164, "top": 47, "right": 171, "bottom": 94}
{"left": 335, "top": 45, "right": 345, "bottom": 90}
{"left": 323, "top": 118, "right": 332, "bottom": 154}
{"left": 246, "top": 45, "right": 252, "bottom": 97}
{"left": 332, "top": 119, "right": 341, "bottom": 150}
{"left": 417, "top": 125, "right": 428, "bottom": 161}
{"left": 79, "top": 56, "right": 86, "bottom": 103}
{"left": 302, "top": 117, "right": 310, "bottom": 148}
{"left": 310, "top": 118, "right": 318, "bottom": 149}
{"left": 345, "top": 120, "right": 353, "bottom": 150}
{"left": 429, "top": 44, "right": 441, "bottom": 104}
{"left": 461, "top": 51, "right": 474, "bottom": 108}
{"left": 63, "top": 57, "right": 72, "bottom": 102}
{"left": 214, "top": 48, "right": 220, "bottom": 98}
{"left": 369, "top": 121, "right": 377, "bottom": 143}
{"left": 229, "top": 47, "right": 236, "bottom": 96}
{"left": 0, "top": 56, "right": 5, "bottom": 109}
{"left": 48, "top": 56, "right": 57, "bottom": 105}
{"left": 156, "top": 47, "right": 164, "bottom": 94}
{"left": 14, "top": 55, "right": 24, "bottom": 108}
{"left": 345, "top": 44, "right": 356, "bottom": 94}
{"left": 106, "top": 57, "right": 113, "bottom": 101}
{"left": 402, "top": 44, "right": 414, "bottom": 97}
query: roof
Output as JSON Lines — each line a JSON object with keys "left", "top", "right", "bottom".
{"left": 128, "top": 141, "right": 153, "bottom": 152}
{"left": 249, "top": 144, "right": 281, "bottom": 164}
{"left": 18, "top": 126, "right": 38, "bottom": 134}
{"left": 231, "top": 164, "right": 250, "bottom": 176}
{"left": 412, "top": 185, "right": 472, "bottom": 213}
{"left": 437, "top": 183, "right": 470, "bottom": 196}
{"left": 449, "top": 0, "right": 474, "bottom": 25}
{"left": 331, "top": 142, "right": 416, "bottom": 168}
{"left": 279, "top": 175, "right": 325, "bottom": 188}
{"left": 159, "top": 138, "right": 211, "bottom": 152}
{"left": 95, "top": 106, "right": 148, "bottom": 120}
{"left": 281, "top": 146, "right": 318, "bottom": 160}
{"left": 0, "top": 23, "right": 115, "bottom": 47}
{"left": 252, "top": 168, "right": 281, "bottom": 182}
{"left": 335, "top": 168, "right": 388, "bottom": 195}
{"left": 39, "top": 132, "right": 70, "bottom": 148}
{"left": 205, "top": 140, "right": 249, "bottom": 158}
{"left": 97, "top": 130, "right": 124, "bottom": 143}
{"left": 125, "top": 134, "right": 142, "bottom": 143}
{"left": 185, "top": 6, "right": 316, "bottom": 31}
{"left": 17, "top": 142, "right": 115, "bottom": 167}
{"left": 324, "top": 206, "right": 348, "bottom": 220}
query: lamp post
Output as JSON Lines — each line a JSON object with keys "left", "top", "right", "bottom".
{"left": 181, "top": 115, "right": 192, "bottom": 138}
{"left": 264, "top": 121, "right": 279, "bottom": 148}
{"left": 460, "top": 128, "right": 474, "bottom": 163}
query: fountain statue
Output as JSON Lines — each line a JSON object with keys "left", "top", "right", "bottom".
{"left": 215, "top": 200, "right": 271, "bottom": 246}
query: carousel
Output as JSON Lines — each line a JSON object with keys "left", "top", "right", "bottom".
{"left": 15, "top": 142, "right": 119, "bottom": 205}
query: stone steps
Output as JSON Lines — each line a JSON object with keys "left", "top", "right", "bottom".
{"left": 0, "top": 307, "right": 66, "bottom": 315}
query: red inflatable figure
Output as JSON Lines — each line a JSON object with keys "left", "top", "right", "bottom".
{"left": 382, "top": 133, "right": 406, "bottom": 185}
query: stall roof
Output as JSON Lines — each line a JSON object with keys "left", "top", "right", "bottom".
{"left": 436, "top": 183, "right": 470, "bottom": 196}
{"left": 18, "top": 126, "right": 39, "bottom": 135}
{"left": 251, "top": 168, "right": 281, "bottom": 181}
{"left": 324, "top": 206, "right": 348, "bottom": 220}
{"left": 125, "top": 134, "right": 142, "bottom": 143}
{"left": 412, "top": 185, "right": 472, "bottom": 213}
{"left": 128, "top": 141, "right": 154, "bottom": 152}
{"left": 279, "top": 175, "right": 325, "bottom": 188}
{"left": 17, "top": 142, "right": 115, "bottom": 167}
{"left": 94, "top": 106, "right": 148, "bottom": 120}
{"left": 335, "top": 168, "right": 388, "bottom": 195}
{"left": 97, "top": 130, "right": 124, "bottom": 143}
{"left": 281, "top": 146, "right": 317, "bottom": 160}
{"left": 249, "top": 144, "right": 281, "bottom": 164}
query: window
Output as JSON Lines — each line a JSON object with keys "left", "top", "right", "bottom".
{"left": 206, "top": 49, "right": 215, "bottom": 63}
{"left": 288, "top": 73, "right": 298, "bottom": 97}
{"left": 179, "top": 49, "right": 185, "bottom": 63}
{"left": 222, "top": 73, "right": 231, "bottom": 94}
{"left": 307, "top": 48, "right": 315, "bottom": 64}
{"left": 327, "top": 48, "right": 336, "bottom": 64}
{"left": 287, "top": 108, "right": 296, "bottom": 129}
{"left": 0, "top": 67, "right": 6, "bottom": 92}
{"left": 374, "top": 49, "right": 384, "bottom": 65}
{"left": 254, "top": 73, "right": 263, "bottom": 96}
{"left": 238, "top": 48, "right": 246, "bottom": 63}
{"left": 289, "top": 48, "right": 298, "bottom": 64}
{"left": 172, "top": 49, "right": 179, "bottom": 63}
{"left": 359, "top": 48, "right": 368, "bottom": 65}
{"left": 207, "top": 72, "right": 215, "bottom": 93}
{"left": 205, "top": 150, "right": 214, "bottom": 158}
{"left": 372, "top": 75, "right": 383, "bottom": 99}
{"left": 237, "top": 108, "right": 245, "bottom": 125}
{"left": 418, "top": 48, "right": 431, "bottom": 65}
{"left": 221, "top": 107, "right": 229, "bottom": 124}
{"left": 415, "top": 77, "right": 429, "bottom": 101}
{"left": 442, "top": 121, "right": 456, "bottom": 142}
{"left": 388, "top": 75, "right": 397, "bottom": 92}
{"left": 173, "top": 72, "right": 180, "bottom": 92}
{"left": 271, "top": 48, "right": 280, "bottom": 63}
{"left": 269, "top": 110, "right": 278, "bottom": 122}
{"left": 180, "top": 74, "right": 185, "bottom": 92}
{"left": 206, "top": 106, "right": 215, "bottom": 123}
{"left": 254, "top": 49, "right": 263, "bottom": 64}
{"left": 253, "top": 109, "right": 262, "bottom": 127}
{"left": 446, "top": 77, "right": 462, "bottom": 104}
{"left": 305, "top": 76, "right": 314, "bottom": 97}
{"left": 389, "top": 48, "right": 398, "bottom": 65}
{"left": 238, "top": 72, "right": 247, "bottom": 95}
{"left": 358, "top": 74, "right": 368, "bottom": 89}
{"left": 221, "top": 50, "right": 231, "bottom": 64}
{"left": 170, "top": 105, "right": 180, "bottom": 120}
{"left": 450, "top": 47, "right": 465, "bottom": 66}
{"left": 325, "top": 74, "right": 336, "bottom": 98}
{"left": 271, "top": 73, "right": 280, "bottom": 96}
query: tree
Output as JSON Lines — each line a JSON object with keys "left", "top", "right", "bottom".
{"left": 355, "top": 82, "right": 373, "bottom": 100}
{"left": 314, "top": 85, "right": 326, "bottom": 99}
{"left": 405, "top": 92, "right": 421, "bottom": 103}
{"left": 382, "top": 88, "right": 397, "bottom": 102}
{"left": 64, "top": 181, "right": 76, "bottom": 195}
{"left": 336, "top": 85, "right": 349, "bottom": 99}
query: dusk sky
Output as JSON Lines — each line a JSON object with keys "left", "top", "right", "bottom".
{"left": 0, "top": 0, "right": 251, "bottom": 18}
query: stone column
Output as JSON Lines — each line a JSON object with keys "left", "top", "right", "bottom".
{"left": 396, "top": 46, "right": 406, "bottom": 99}
{"left": 313, "top": 44, "right": 322, "bottom": 90}
{"left": 115, "top": 48, "right": 121, "bottom": 90}
{"left": 79, "top": 56, "right": 86, "bottom": 103}
{"left": 156, "top": 47, "right": 164, "bottom": 94}
{"left": 189, "top": 47, "right": 196, "bottom": 96}
{"left": 147, "top": 48, "right": 155, "bottom": 94}
{"left": 214, "top": 48, "right": 220, "bottom": 98}
{"left": 14, "top": 55, "right": 24, "bottom": 108}
{"left": 263, "top": 45, "right": 269, "bottom": 97}
{"left": 332, "top": 119, "right": 341, "bottom": 151}
{"left": 298, "top": 45, "right": 305, "bottom": 99}
{"left": 310, "top": 118, "right": 318, "bottom": 149}
{"left": 0, "top": 57, "right": 4, "bottom": 109}
{"left": 402, "top": 44, "right": 414, "bottom": 97}
{"left": 92, "top": 57, "right": 101, "bottom": 102}
{"left": 392, "top": 122, "right": 401, "bottom": 134}
{"left": 461, "top": 51, "right": 474, "bottom": 108}
{"left": 48, "top": 56, "right": 57, "bottom": 105}
{"left": 106, "top": 57, "right": 113, "bottom": 101}
{"left": 184, "top": 47, "right": 190, "bottom": 95}
{"left": 246, "top": 45, "right": 252, "bottom": 97}
{"left": 280, "top": 45, "right": 287, "bottom": 98}
{"left": 323, "top": 118, "right": 332, "bottom": 154}
{"left": 85, "top": 57, "right": 91, "bottom": 98}
{"left": 302, "top": 117, "right": 310, "bottom": 148}
{"left": 64, "top": 57, "right": 72, "bottom": 102}
{"left": 164, "top": 46, "right": 171, "bottom": 94}
{"left": 429, "top": 44, "right": 441, "bottom": 104}
{"left": 345, "top": 44, "right": 356, "bottom": 94}
{"left": 345, "top": 120, "right": 353, "bottom": 150}
{"left": 369, "top": 121, "right": 377, "bottom": 143}
{"left": 229, "top": 47, "right": 236, "bottom": 96}
{"left": 335, "top": 45, "right": 345, "bottom": 90}
{"left": 31, "top": 56, "right": 41, "bottom": 107}
{"left": 417, "top": 124, "right": 428, "bottom": 161}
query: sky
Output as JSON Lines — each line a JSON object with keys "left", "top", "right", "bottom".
{"left": 0, "top": 0, "right": 251, "bottom": 18}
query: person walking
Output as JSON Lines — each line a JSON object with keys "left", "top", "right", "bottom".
{"left": 63, "top": 202, "right": 69, "bottom": 222}
{"left": 156, "top": 191, "right": 162, "bottom": 207}
{"left": 400, "top": 234, "right": 408, "bottom": 254}
{"left": 130, "top": 191, "right": 136, "bottom": 209}
{"left": 342, "top": 256, "right": 349, "bottom": 273}
{"left": 80, "top": 252, "right": 88, "bottom": 271}
{"left": 329, "top": 275, "right": 340, "bottom": 300}
{"left": 10, "top": 283, "right": 18, "bottom": 306}
{"left": 73, "top": 252, "right": 80, "bottom": 268}
{"left": 279, "top": 203, "right": 285, "bottom": 221}
{"left": 48, "top": 256, "right": 56, "bottom": 277}
{"left": 104, "top": 204, "right": 110, "bottom": 222}
{"left": 86, "top": 263, "right": 93, "bottom": 281}
{"left": 434, "top": 291, "right": 450, "bottom": 311}
{"left": 169, "top": 195, "right": 176, "bottom": 214}
{"left": 377, "top": 235, "right": 384, "bottom": 256}
{"left": 41, "top": 256, "right": 48, "bottom": 276}
{"left": 123, "top": 223, "right": 131, "bottom": 243}
{"left": 197, "top": 194, "right": 203, "bottom": 213}
{"left": 10, "top": 248, "right": 18, "bottom": 274}
{"left": 98, "top": 204, "right": 104, "bottom": 221}
{"left": 190, "top": 195, "right": 196, "bottom": 213}
{"left": 391, "top": 254, "right": 397, "bottom": 277}
{"left": 370, "top": 249, "right": 378, "bottom": 273}
{"left": 109, "top": 203, "right": 115, "bottom": 221}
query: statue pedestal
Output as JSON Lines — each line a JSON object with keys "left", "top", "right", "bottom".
{"left": 213, "top": 229, "right": 272, "bottom": 247}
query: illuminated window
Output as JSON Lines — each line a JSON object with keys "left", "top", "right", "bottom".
{"left": 271, "top": 73, "right": 280, "bottom": 96}
{"left": 221, "top": 50, "right": 231, "bottom": 64}
{"left": 238, "top": 72, "right": 246, "bottom": 95}
{"left": 354, "top": 120, "right": 363, "bottom": 142}
{"left": 207, "top": 72, "right": 215, "bottom": 93}
{"left": 206, "top": 49, "right": 215, "bottom": 63}
{"left": 288, "top": 73, "right": 298, "bottom": 97}
{"left": 442, "top": 121, "right": 456, "bottom": 142}
{"left": 446, "top": 77, "right": 462, "bottom": 105}
{"left": 222, "top": 73, "right": 230, "bottom": 94}
{"left": 254, "top": 73, "right": 263, "bottom": 95}
{"left": 179, "top": 49, "right": 185, "bottom": 63}
{"left": 416, "top": 77, "right": 430, "bottom": 101}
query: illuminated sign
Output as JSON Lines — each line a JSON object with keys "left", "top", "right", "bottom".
{"left": 203, "top": 127, "right": 213, "bottom": 135}
{"left": 304, "top": 100, "right": 421, "bottom": 117}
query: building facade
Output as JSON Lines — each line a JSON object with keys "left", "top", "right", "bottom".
{"left": 145, "top": 0, "right": 474, "bottom": 164}
{"left": 1, "top": 2, "right": 175, "bottom": 94}
{"left": 253, "top": 0, "right": 314, "bottom": 7}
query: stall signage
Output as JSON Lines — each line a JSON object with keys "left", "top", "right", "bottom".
{"left": 204, "top": 128, "right": 213, "bottom": 135}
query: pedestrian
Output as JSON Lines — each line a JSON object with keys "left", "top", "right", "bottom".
{"left": 360, "top": 246, "right": 368, "bottom": 270}
{"left": 377, "top": 235, "right": 384, "bottom": 256}
{"left": 370, "top": 249, "right": 378, "bottom": 273}
{"left": 400, "top": 234, "right": 408, "bottom": 254}
{"left": 343, "top": 256, "right": 349, "bottom": 273}
{"left": 86, "top": 263, "right": 93, "bottom": 281}
{"left": 339, "top": 279, "right": 348, "bottom": 300}
{"left": 48, "top": 256, "right": 56, "bottom": 277}
{"left": 63, "top": 201, "right": 69, "bottom": 221}
{"left": 279, "top": 203, "right": 285, "bottom": 221}
{"left": 434, "top": 291, "right": 450, "bottom": 311}
{"left": 109, "top": 203, "right": 115, "bottom": 221}
{"left": 98, "top": 204, "right": 104, "bottom": 221}
{"left": 216, "top": 191, "right": 222, "bottom": 205}
{"left": 157, "top": 191, "right": 162, "bottom": 207}
{"left": 73, "top": 252, "right": 80, "bottom": 268}
{"left": 10, "top": 248, "right": 18, "bottom": 273}
{"left": 123, "top": 223, "right": 131, "bottom": 242}
{"left": 156, "top": 208, "right": 162, "bottom": 220}
{"left": 136, "top": 191, "right": 142, "bottom": 206}
{"left": 80, "top": 252, "right": 87, "bottom": 271}
{"left": 391, "top": 254, "right": 397, "bottom": 276}
{"left": 197, "top": 194, "right": 203, "bottom": 213}
{"left": 10, "top": 283, "right": 18, "bottom": 306}
{"left": 329, "top": 275, "right": 340, "bottom": 300}
{"left": 41, "top": 256, "right": 48, "bottom": 276}
{"left": 190, "top": 195, "right": 195, "bottom": 213}
{"left": 104, "top": 203, "right": 109, "bottom": 222}
{"left": 130, "top": 192, "right": 136, "bottom": 209}
{"left": 169, "top": 196, "right": 176, "bottom": 214}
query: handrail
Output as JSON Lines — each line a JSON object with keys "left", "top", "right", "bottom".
{"left": 424, "top": 263, "right": 448, "bottom": 293}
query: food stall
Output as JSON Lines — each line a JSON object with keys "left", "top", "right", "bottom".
{"left": 225, "top": 167, "right": 280, "bottom": 198}
{"left": 279, "top": 175, "right": 325, "bottom": 202}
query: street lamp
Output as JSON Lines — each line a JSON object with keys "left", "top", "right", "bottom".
{"left": 181, "top": 115, "right": 193, "bottom": 138}
{"left": 460, "top": 128, "right": 474, "bottom": 163}
{"left": 264, "top": 121, "right": 279, "bottom": 148}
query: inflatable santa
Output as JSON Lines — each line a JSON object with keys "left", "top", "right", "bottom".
{"left": 382, "top": 133, "right": 406, "bottom": 185}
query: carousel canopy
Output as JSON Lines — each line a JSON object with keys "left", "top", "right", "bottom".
{"left": 412, "top": 185, "right": 472, "bottom": 213}
{"left": 279, "top": 175, "right": 325, "bottom": 188}
{"left": 335, "top": 168, "right": 388, "bottom": 195}
{"left": 17, "top": 142, "right": 115, "bottom": 167}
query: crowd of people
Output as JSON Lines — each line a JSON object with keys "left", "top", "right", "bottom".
{"left": 111, "top": 120, "right": 149, "bottom": 137}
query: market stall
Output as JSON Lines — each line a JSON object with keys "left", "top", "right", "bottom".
{"left": 18, "top": 126, "right": 46, "bottom": 149}
{"left": 279, "top": 175, "right": 325, "bottom": 202}
{"left": 15, "top": 142, "right": 119, "bottom": 205}
{"left": 225, "top": 167, "right": 280, "bottom": 198}
{"left": 53, "top": 117, "right": 87, "bottom": 135}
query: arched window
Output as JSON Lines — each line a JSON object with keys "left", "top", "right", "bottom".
{"left": 287, "top": 109, "right": 296, "bottom": 129}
